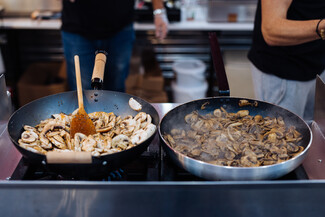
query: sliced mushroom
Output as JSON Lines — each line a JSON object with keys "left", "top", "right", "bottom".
{"left": 129, "top": 97, "right": 142, "bottom": 111}
{"left": 48, "top": 134, "right": 66, "bottom": 149}
{"left": 74, "top": 133, "right": 87, "bottom": 152}
{"left": 21, "top": 131, "right": 39, "bottom": 143}
{"left": 39, "top": 120, "right": 66, "bottom": 149}
{"left": 144, "top": 123, "right": 156, "bottom": 138}
{"left": 81, "top": 135, "right": 97, "bottom": 152}
{"left": 130, "top": 129, "right": 147, "bottom": 145}
{"left": 111, "top": 134, "right": 130, "bottom": 149}
{"left": 23, "top": 125, "right": 38, "bottom": 133}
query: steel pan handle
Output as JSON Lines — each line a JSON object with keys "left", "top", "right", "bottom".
{"left": 91, "top": 50, "right": 107, "bottom": 90}
{"left": 46, "top": 151, "right": 92, "bottom": 164}
{"left": 208, "top": 32, "right": 230, "bottom": 96}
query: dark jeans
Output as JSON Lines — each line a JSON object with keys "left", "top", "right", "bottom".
{"left": 61, "top": 24, "right": 135, "bottom": 91}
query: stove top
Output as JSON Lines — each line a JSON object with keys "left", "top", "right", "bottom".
{"left": 1, "top": 102, "right": 324, "bottom": 217}
{"left": 1, "top": 103, "right": 319, "bottom": 182}
{"left": 8, "top": 137, "right": 309, "bottom": 182}
{"left": 0, "top": 85, "right": 325, "bottom": 217}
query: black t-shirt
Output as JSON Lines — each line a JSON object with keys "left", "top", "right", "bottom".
{"left": 248, "top": 0, "right": 325, "bottom": 81}
{"left": 61, "top": 0, "right": 135, "bottom": 39}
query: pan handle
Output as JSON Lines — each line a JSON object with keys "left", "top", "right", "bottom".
{"left": 46, "top": 151, "right": 92, "bottom": 164}
{"left": 91, "top": 50, "right": 107, "bottom": 90}
{"left": 208, "top": 32, "right": 230, "bottom": 96}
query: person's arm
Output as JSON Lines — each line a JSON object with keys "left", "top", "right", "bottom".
{"left": 261, "top": 0, "right": 325, "bottom": 46}
{"left": 152, "top": 0, "right": 169, "bottom": 40}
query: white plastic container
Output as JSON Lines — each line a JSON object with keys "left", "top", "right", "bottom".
{"left": 172, "top": 59, "right": 206, "bottom": 87}
{"left": 172, "top": 81, "right": 208, "bottom": 103}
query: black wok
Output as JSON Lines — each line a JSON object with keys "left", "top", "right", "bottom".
{"left": 158, "top": 97, "right": 312, "bottom": 180}
{"left": 7, "top": 52, "right": 159, "bottom": 179}
{"left": 8, "top": 90, "right": 159, "bottom": 179}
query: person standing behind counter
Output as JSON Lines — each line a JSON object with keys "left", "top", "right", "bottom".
{"left": 61, "top": 0, "right": 168, "bottom": 92}
{"left": 248, "top": 0, "right": 325, "bottom": 121}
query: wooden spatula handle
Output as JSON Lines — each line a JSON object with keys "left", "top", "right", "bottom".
{"left": 74, "top": 55, "right": 84, "bottom": 109}
{"left": 92, "top": 51, "right": 107, "bottom": 82}
{"left": 46, "top": 151, "right": 92, "bottom": 164}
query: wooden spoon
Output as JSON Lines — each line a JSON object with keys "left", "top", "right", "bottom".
{"left": 70, "top": 55, "right": 96, "bottom": 138}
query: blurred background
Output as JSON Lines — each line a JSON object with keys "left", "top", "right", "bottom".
{"left": 0, "top": 0, "right": 257, "bottom": 109}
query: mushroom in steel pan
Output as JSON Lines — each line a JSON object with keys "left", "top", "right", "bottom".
{"left": 159, "top": 97, "right": 311, "bottom": 180}
{"left": 164, "top": 105, "right": 304, "bottom": 168}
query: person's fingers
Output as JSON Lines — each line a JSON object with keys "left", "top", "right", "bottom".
{"left": 156, "top": 25, "right": 167, "bottom": 40}
{"left": 160, "top": 24, "right": 168, "bottom": 39}
{"left": 154, "top": 15, "right": 169, "bottom": 40}
{"left": 155, "top": 23, "right": 160, "bottom": 38}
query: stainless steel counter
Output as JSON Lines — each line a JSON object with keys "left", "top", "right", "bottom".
{"left": 1, "top": 180, "right": 325, "bottom": 217}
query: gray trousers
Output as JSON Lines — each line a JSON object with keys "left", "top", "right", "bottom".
{"left": 250, "top": 63, "right": 325, "bottom": 121}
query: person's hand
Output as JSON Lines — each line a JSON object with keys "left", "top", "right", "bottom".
{"left": 154, "top": 12, "right": 169, "bottom": 40}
